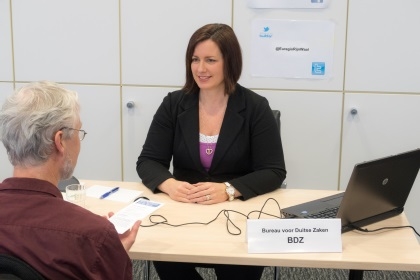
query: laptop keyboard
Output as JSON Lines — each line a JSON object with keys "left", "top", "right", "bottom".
{"left": 305, "top": 207, "right": 339, "bottom": 219}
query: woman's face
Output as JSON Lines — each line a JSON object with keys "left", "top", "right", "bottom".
{"left": 191, "top": 39, "right": 224, "bottom": 93}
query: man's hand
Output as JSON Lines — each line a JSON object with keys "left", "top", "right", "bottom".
{"left": 107, "top": 212, "right": 141, "bottom": 252}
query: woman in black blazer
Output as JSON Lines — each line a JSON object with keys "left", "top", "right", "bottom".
{"left": 136, "top": 23, "right": 286, "bottom": 280}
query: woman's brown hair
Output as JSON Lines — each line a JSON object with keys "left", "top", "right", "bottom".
{"left": 182, "top": 23, "right": 242, "bottom": 95}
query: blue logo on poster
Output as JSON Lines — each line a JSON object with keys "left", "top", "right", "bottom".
{"left": 259, "top": 26, "right": 272, "bottom": 38}
{"left": 312, "top": 62, "right": 325, "bottom": 75}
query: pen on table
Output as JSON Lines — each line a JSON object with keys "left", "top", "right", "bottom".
{"left": 100, "top": 187, "right": 119, "bottom": 199}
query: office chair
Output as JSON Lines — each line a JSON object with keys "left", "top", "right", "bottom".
{"left": 272, "top": 110, "right": 287, "bottom": 189}
{"left": 0, "top": 254, "right": 45, "bottom": 280}
{"left": 272, "top": 109, "right": 281, "bottom": 132}
{"left": 57, "top": 175, "right": 80, "bottom": 192}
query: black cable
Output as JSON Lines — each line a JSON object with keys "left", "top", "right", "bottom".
{"left": 139, "top": 198, "right": 420, "bottom": 238}
{"left": 251, "top": 197, "right": 283, "bottom": 219}
{"left": 140, "top": 197, "right": 283, "bottom": 235}
{"left": 140, "top": 209, "right": 247, "bottom": 235}
{"left": 351, "top": 224, "right": 420, "bottom": 237}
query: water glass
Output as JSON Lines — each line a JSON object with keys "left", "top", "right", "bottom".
{"left": 65, "top": 184, "right": 86, "bottom": 207}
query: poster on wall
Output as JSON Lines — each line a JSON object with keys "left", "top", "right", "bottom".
{"left": 247, "top": 0, "right": 329, "bottom": 9}
{"left": 250, "top": 19, "right": 335, "bottom": 79}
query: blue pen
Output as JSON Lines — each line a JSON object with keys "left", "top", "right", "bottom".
{"left": 100, "top": 187, "right": 119, "bottom": 199}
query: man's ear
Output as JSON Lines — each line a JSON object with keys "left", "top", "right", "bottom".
{"left": 54, "top": 130, "right": 66, "bottom": 155}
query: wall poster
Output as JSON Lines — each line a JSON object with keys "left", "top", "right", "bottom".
{"left": 250, "top": 19, "right": 335, "bottom": 79}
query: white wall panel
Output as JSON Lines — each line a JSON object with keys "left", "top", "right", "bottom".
{"left": 8, "top": 82, "right": 122, "bottom": 181}
{"left": 406, "top": 176, "right": 420, "bottom": 242}
{"left": 121, "top": 0, "right": 232, "bottom": 86}
{"left": 0, "top": 1, "right": 13, "bottom": 81}
{"left": 257, "top": 90, "right": 343, "bottom": 190}
{"left": 12, "top": 0, "right": 120, "bottom": 84}
{"left": 340, "top": 93, "right": 420, "bottom": 188}
{"left": 0, "top": 83, "right": 14, "bottom": 181}
{"left": 65, "top": 84, "right": 122, "bottom": 181}
{"left": 345, "top": 0, "right": 420, "bottom": 92}
{"left": 234, "top": 0, "right": 347, "bottom": 91}
{"left": 341, "top": 93, "right": 420, "bottom": 238}
{"left": 122, "top": 86, "right": 178, "bottom": 181}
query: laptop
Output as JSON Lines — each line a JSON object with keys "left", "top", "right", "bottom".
{"left": 281, "top": 148, "right": 420, "bottom": 232}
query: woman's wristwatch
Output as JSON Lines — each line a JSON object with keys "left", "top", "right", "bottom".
{"left": 224, "top": 182, "right": 235, "bottom": 201}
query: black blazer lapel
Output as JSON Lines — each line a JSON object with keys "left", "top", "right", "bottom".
{"left": 210, "top": 89, "right": 246, "bottom": 172}
{"left": 177, "top": 93, "right": 204, "bottom": 171}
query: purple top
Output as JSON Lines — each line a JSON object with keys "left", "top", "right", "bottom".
{"left": 199, "top": 134, "right": 219, "bottom": 171}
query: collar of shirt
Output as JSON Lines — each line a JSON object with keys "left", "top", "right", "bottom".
{"left": 0, "top": 177, "right": 63, "bottom": 199}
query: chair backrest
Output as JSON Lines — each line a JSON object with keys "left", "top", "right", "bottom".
{"left": 272, "top": 110, "right": 281, "bottom": 133}
{"left": 0, "top": 254, "right": 45, "bottom": 280}
{"left": 272, "top": 109, "right": 287, "bottom": 188}
{"left": 58, "top": 175, "right": 80, "bottom": 192}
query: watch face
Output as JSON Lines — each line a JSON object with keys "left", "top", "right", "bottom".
{"left": 227, "top": 187, "right": 235, "bottom": 195}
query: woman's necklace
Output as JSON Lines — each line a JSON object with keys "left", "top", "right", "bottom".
{"left": 200, "top": 134, "right": 218, "bottom": 156}
{"left": 206, "top": 145, "right": 213, "bottom": 155}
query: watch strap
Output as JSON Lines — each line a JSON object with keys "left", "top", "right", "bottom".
{"left": 224, "top": 182, "right": 235, "bottom": 201}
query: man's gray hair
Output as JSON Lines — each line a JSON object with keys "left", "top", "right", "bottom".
{"left": 0, "top": 81, "right": 80, "bottom": 167}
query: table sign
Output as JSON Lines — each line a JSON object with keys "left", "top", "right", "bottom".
{"left": 247, "top": 218, "right": 342, "bottom": 253}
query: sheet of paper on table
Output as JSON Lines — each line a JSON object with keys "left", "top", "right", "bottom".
{"left": 86, "top": 185, "right": 142, "bottom": 203}
{"left": 109, "top": 198, "right": 164, "bottom": 233}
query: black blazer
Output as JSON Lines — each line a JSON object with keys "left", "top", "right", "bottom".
{"left": 136, "top": 84, "right": 286, "bottom": 200}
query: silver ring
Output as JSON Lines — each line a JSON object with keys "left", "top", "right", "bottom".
{"left": 206, "top": 194, "right": 210, "bottom": 201}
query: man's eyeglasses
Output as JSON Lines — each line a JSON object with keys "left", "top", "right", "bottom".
{"left": 60, "top": 127, "right": 87, "bottom": 141}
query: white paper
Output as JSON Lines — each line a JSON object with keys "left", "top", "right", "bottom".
{"left": 248, "top": 0, "right": 329, "bottom": 9}
{"left": 247, "top": 218, "right": 342, "bottom": 253}
{"left": 109, "top": 199, "right": 164, "bottom": 234}
{"left": 86, "top": 185, "right": 142, "bottom": 203}
{"left": 250, "top": 19, "right": 335, "bottom": 79}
